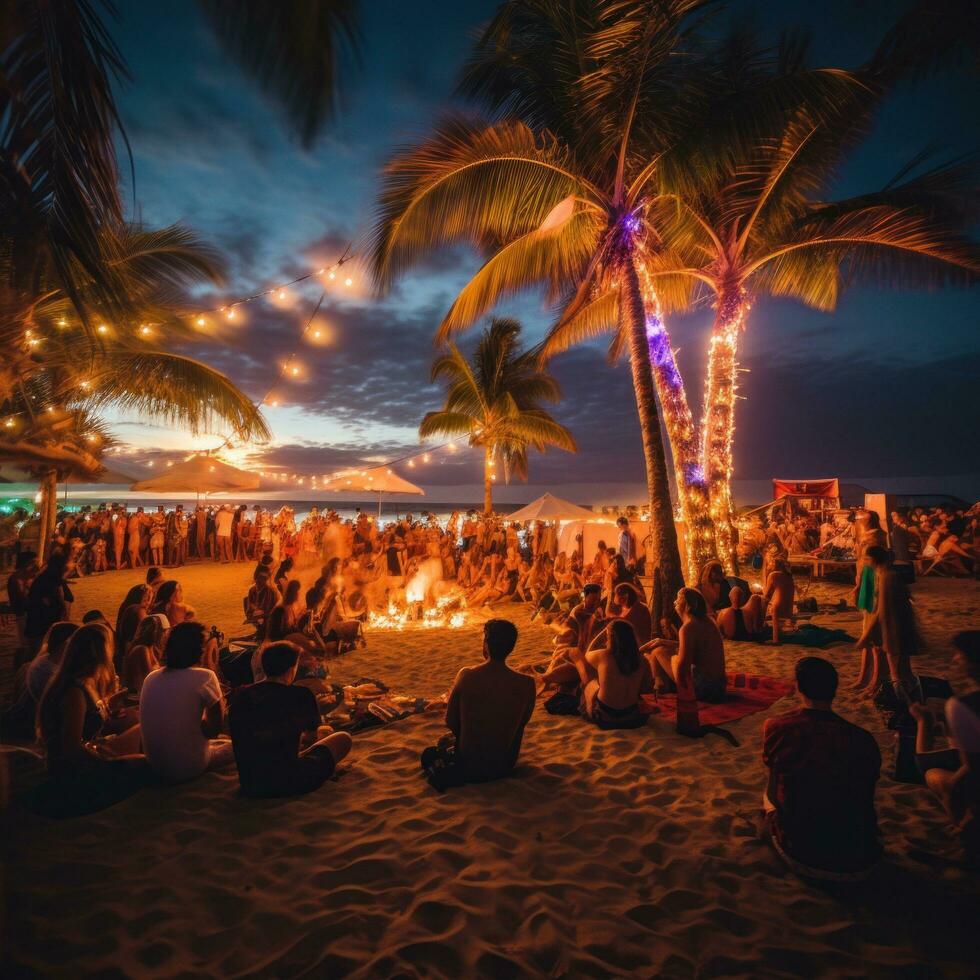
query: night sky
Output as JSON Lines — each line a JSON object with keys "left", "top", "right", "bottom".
{"left": 106, "top": 0, "right": 979, "bottom": 499}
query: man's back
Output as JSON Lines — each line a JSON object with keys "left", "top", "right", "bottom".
{"left": 229, "top": 681, "right": 319, "bottom": 794}
{"left": 447, "top": 662, "right": 535, "bottom": 782}
{"left": 763, "top": 708, "right": 881, "bottom": 874}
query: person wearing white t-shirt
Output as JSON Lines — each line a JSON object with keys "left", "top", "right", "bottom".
{"left": 139, "top": 621, "right": 235, "bottom": 783}
{"left": 910, "top": 631, "right": 980, "bottom": 852}
{"left": 215, "top": 506, "right": 234, "bottom": 563}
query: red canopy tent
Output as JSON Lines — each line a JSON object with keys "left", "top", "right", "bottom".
{"left": 772, "top": 478, "right": 840, "bottom": 501}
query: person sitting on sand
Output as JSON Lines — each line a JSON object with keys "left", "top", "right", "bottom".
{"left": 229, "top": 642, "right": 352, "bottom": 799}
{"left": 266, "top": 580, "right": 327, "bottom": 661}
{"left": 35, "top": 624, "right": 148, "bottom": 817}
{"left": 909, "top": 631, "right": 980, "bottom": 855}
{"left": 121, "top": 614, "right": 169, "bottom": 699}
{"left": 244, "top": 568, "right": 279, "bottom": 640}
{"left": 698, "top": 560, "right": 731, "bottom": 614}
{"left": 139, "top": 621, "right": 235, "bottom": 783}
{"left": 762, "top": 559, "right": 795, "bottom": 644}
{"left": 763, "top": 657, "right": 882, "bottom": 880}
{"left": 150, "top": 580, "right": 192, "bottom": 626}
{"left": 1, "top": 621, "right": 79, "bottom": 740}
{"left": 569, "top": 619, "right": 654, "bottom": 729}
{"left": 421, "top": 619, "right": 535, "bottom": 790}
{"left": 717, "top": 586, "right": 764, "bottom": 642}
{"left": 610, "top": 582, "right": 652, "bottom": 647}
{"left": 644, "top": 589, "right": 727, "bottom": 703}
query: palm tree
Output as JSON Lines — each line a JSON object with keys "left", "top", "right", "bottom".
{"left": 633, "top": 42, "right": 980, "bottom": 567}
{"left": 1, "top": 223, "right": 271, "bottom": 554}
{"left": 371, "top": 1, "right": 864, "bottom": 606}
{"left": 373, "top": 1, "right": 704, "bottom": 609}
{"left": 1, "top": 0, "right": 358, "bottom": 344}
{"left": 419, "top": 318, "right": 576, "bottom": 514}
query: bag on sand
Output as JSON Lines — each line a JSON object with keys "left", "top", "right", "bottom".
{"left": 420, "top": 738, "right": 467, "bottom": 792}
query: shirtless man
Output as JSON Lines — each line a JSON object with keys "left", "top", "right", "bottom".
{"left": 127, "top": 508, "right": 144, "bottom": 569}
{"left": 112, "top": 508, "right": 127, "bottom": 569}
{"left": 644, "top": 588, "right": 727, "bottom": 703}
{"left": 422, "top": 619, "right": 535, "bottom": 787}
{"left": 537, "top": 584, "right": 606, "bottom": 690}
{"left": 763, "top": 559, "right": 795, "bottom": 644}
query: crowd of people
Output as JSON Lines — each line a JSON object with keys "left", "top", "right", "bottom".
{"left": 2, "top": 501, "right": 979, "bottom": 879}
{"left": 736, "top": 502, "right": 979, "bottom": 578}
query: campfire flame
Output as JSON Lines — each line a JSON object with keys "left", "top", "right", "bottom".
{"left": 368, "top": 559, "right": 469, "bottom": 630}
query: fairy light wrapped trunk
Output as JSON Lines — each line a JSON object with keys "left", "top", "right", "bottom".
{"left": 635, "top": 255, "right": 718, "bottom": 584}
{"left": 701, "top": 284, "right": 748, "bottom": 574}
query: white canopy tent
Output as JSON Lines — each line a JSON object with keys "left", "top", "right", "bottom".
{"left": 506, "top": 492, "right": 596, "bottom": 523}
{"left": 321, "top": 465, "right": 425, "bottom": 517}
{"left": 130, "top": 454, "right": 259, "bottom": 497}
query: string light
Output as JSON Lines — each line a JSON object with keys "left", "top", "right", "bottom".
{"left": 636, "top": 247, "right": 716, "bottom": 583}
{"left": 97, "top": 324, "right": 108, "bottom": 334}
{"left": 196, "top": 316, "right": 206, "bottom": 327}
{"left": 344, "top": 277, "right": 353, "bottom": 287}
{"left": 701, "top": 286, "right": 749, "bottom": 574}
{"left": 139, "top": 325, "right": 151, "bottom": 337}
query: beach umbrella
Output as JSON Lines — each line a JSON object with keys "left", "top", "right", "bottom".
{"left": 321, "top": 465, "right": 424, "bottom": 517}
{"left": 506, "top": 492, "right": 595, "bottom": 523}
{"left": 130, "top": 454, "right": 259, "bottom": 496}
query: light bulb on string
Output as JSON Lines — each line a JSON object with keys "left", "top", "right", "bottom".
{"left": 344, "top": 277, "right": 353, "bottom": 287}
{"left": 196, "top": 316, "right": 206, "bottom": 327}
{"left": 57, "top": 318, "right": 67, "bottom": 327}
{"left": 328, "top": 271, "right": 336, "bottom": 280}
{"left": 139, "top": 325, "right": 151, "bottom": 337}
{"left": 423, "top": 453, "right": 430, "bottom": 463}
{"left": 97, "top": 324, "right": 108, "bottom": 334}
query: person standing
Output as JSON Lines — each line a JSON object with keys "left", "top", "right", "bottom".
{"left": 215, "top": 505, "right": 234, "bottom": 563}
{"left": 7, "top": 550, "right": 37, "bottom": 659}
{"left": 616, "top": 516, "right": 637, "bottom": 569}
{"left": 855, "top": 545, "right": 921, "bottom": 707}
{"left": 25, "top": 552, "right": 74, "bottom": 656}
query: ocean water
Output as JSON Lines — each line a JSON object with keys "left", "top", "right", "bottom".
{"left": 0, "top": 492, "right": 532, "bottom": 527}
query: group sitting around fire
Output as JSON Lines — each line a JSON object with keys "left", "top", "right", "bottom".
{"left": 3, "top": 501, "right": 979, "bottom": 877}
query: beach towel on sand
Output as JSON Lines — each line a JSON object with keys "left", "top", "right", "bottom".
{"left": 777, "top": 624, "right": 855, "bottom": 648}
{"left": 641, "top": 673, "right": 793, "bottom": 727}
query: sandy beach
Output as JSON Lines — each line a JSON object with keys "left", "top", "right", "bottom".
{"left": 3, "top": 563, "right": 979, "bottom": 978}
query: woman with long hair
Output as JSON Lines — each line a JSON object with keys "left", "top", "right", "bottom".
{"left": 150, "top": 580, "right": 191, "bottom": 625}
{"left": 122, "top": 614, "right": 169, "bottom": 698}
{"left": 115, "top": 584, "right": 152, "bottom": 666}
{"left": 34, "top": 624, "right": 147, "bottom": 817}
{"left": 569, "top": 619, "right": 653, "bottom": 729}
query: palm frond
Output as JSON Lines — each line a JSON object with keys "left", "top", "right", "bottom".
{"left": 198, "top": 0, "right": 359, "bottom": 147}
{"left": 370, "top": 116, "right": 600, "bottom": 290}
{"left": 438, "top": 205, "right": 601, "bottom": 341}
{"left": 72, "top": 350, "right": 270, "bottom": 442}
{"left": 540, "top": 287, "right": 620, "bottom": 360}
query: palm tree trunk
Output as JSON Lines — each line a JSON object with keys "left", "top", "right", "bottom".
{"left": 701, "top": 285, "right": 747, "bottom": 573}
{"left": 635, "top": 262, "right": 717, "bottom": 582}
{"left": 483, "top": 446, "right": 494, "bottom": 515}
{"left": 621, "top": 260, "right": 684, "bottom": 629}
